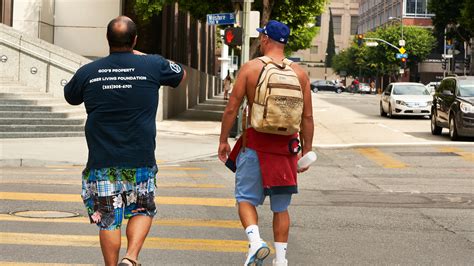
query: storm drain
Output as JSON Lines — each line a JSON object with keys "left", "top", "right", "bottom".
{"left": 10, "top": 210, "right": 79, "bottom": 219}
{"left": 395, "top": 152, "right": 460, "bottom": 157}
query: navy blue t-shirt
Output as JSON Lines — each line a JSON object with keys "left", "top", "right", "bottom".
{"left": 64, "top": 52, "right": 184, "bottom": 169}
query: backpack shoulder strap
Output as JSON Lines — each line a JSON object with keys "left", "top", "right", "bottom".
{"left": 258, "top": 56, "right": 273, "bottom": 65}
{"left": 282, "top": 58, "right": 293, "bottom": 66}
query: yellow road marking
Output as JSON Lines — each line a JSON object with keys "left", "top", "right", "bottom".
{"left": 0, "top": 232, "right": 249, "bottom": 253}
{"left": 0, "top": 262, "right": 92, "bottom": 266}
{"left": 438, "top": 147, "right": 474, "bottom": 163}
{"left": 0, "top": 214, "right": 241, "bottom": 228}
{"left": 356, "top": 148, "right": 407, "bottom": 168}
{"left": 0, "top": 192, "right": 235, "bottom": 207}
{"left": 0, "top": 179, "right": 223, "bottom": 188}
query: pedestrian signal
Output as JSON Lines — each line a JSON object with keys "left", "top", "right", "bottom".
{"left": 357, "top": 34, "right": 363, "bottom": 47}
{"left": 224, "top": 27, "right": 242, "bottom": 46}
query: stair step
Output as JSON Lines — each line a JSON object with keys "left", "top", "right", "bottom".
{"left": 204, "top": 98, "right": 228, "bottom": 105}
{"left": 0, "top": 132, "right": 85, "bottom": 138}
{"left": 0, "top": 125, "right": 84, "bottom": 132}
{"left": 193, "top": 103, "right": 226, "bottom": 111}
{"left": 0, "top": 111, "right": 69, "bottom": 118}
{"left": 0, "top": 92, "right": 56, "bottom": 99}
{"left": 0, "top": 118, "right": 84, "bottom": 125}
{"left": 0, "top": 105, "right": 53, "bottom": 111}
{"left": 175, "top": 109, "right": 223, "bottom": 121}
{"left": 0, "top": 86, "right": 43, "bottom": 93}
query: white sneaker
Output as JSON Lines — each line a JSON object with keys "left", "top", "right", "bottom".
{"left": 273, "top": 258, "right": 288, "bottom": 266}
{"left": 244, "top": 240, "right": 270, "bottom": 266}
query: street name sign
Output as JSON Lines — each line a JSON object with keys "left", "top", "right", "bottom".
{"left": 207, "top": 13, "right": 236, "bottom": 25}
{"left": 396, "top": 53, "right": 408, "bottom": 59}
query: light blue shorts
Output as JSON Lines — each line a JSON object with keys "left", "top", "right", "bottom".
{"left": 235, "top": 148, "right": 292, "bottom": 213}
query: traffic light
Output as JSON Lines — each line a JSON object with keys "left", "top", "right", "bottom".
{"left": 400, "top": 57, "right": 407, "bottom": 69}
{"left": 441, "top": 59, "right": 447, "bottom": 70}
{"left": 224, "top": 27, "right": 242, "bottom": 46}
{"left": 464, "top": 57, "right": 470, "bottom": 69}
{"left": 357, "top": 34, "right": 363, "bottom": 47}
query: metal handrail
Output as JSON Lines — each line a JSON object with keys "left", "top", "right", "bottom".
{"left": 0, "top": 37, "right": 80, "bottom": 73}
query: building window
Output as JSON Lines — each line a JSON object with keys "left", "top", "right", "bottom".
{"left": 333, "top": 15, "right": 342, "bottom": 35}
{"left": 406, "top": 0, "right": 416, "bottom": 14}
{"left": 405, "top": 0, "right": 432, "bottom": 17}
{"left": 310, "top": 46, "right": 318, "bottom": 54}
{"left": 350, "top": 16, "right": 359, "bottom": 35}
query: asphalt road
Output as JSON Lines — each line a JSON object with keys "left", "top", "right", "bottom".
{"left": 0, "top": 92, "right": 473, "bottom": 265}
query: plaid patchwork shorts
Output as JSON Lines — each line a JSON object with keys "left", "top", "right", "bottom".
{"left": 81, "top": 165, "right": 158, "bottom": 230}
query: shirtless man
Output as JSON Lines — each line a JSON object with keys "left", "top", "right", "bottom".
{"left": 218, "top": 20, "right": 314, "bottom": 266}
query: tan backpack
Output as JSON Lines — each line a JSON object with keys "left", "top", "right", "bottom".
{"left": 250, "top": 56, "right": 304, "bottom": 135}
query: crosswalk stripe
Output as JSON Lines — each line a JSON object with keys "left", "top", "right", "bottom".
{"left": 0, "top": 214, "right": 241, "bottom": 228}
{"left": 438, "top": 147, "right": 474, "bottom": 163}
{"left": 0, "top": 192, "right": 235, "bottom": 207}
{"left": 0, "top": 171, "right": 208, "bottom": 178}
{"left": 356, "top": 148, "right": 407, "bottom": 168}
{"left": 43, "top": 165, "right": 206, "bottom": 171}
{"left": 0, "top": 179, "right": 224, "bottom": 188}
{"left": 0, "top": 232, "right": 248, "bottom": 253}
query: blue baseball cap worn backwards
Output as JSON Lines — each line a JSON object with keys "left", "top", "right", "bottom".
{"left": 256, "top": 20, "right": 290, "bottom": 44}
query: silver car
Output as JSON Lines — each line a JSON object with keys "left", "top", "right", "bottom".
{"left": 380, "top": 82, "right": 432, "bottom": 118}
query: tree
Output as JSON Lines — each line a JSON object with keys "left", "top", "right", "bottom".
{"left": 134, "top": 0, "right": 327, "bottom": 57}
{"left": 325, "top": 8, "right": 336, "bottom": 67}
{"left": 332, "top": 24, "right": 435, "bottom": 80}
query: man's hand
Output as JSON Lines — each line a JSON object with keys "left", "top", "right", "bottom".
{"left": 218, "top": 142, "right": 231, "bottom": 163}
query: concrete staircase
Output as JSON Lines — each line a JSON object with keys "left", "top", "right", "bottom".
{"left": 0, "top": 82, "right": 86, "bottom": 138}
{"left": 174, "top": 95, "right": 227, "bottom": 121}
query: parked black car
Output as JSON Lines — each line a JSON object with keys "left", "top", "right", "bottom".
{"left": 310, "top": 80, "right": 343, "bottom": 93}
{"left": 431, "top": 75, "right": 474, "bottom": 140}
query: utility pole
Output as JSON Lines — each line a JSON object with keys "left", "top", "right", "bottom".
{"left": 241, "top": 0, "right": 253, "bottom": 66}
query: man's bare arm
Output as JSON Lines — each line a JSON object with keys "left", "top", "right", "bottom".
{"left": 218, "top": 63, "right": 249, "bottom": 162}
{"left": 294, "top": 65, "right": 314, "bottom": 155}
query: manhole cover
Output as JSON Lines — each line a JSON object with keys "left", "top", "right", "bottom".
{"left": 10, "top": 210, "right": 79, "bottom": 219}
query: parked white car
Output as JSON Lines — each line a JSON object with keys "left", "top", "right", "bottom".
{"left": 380, "top": 82, "right": 432, "bottom": 118}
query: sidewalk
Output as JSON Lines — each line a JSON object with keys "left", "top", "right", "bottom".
{"left": 0, "top": 120, "right": 229, "bottom": 167}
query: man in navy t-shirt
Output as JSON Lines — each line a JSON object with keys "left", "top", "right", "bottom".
{"left": 64, "top": 16, "right": 186, "bottom": 266}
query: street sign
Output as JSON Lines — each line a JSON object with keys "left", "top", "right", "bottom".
{"left": 398, "top": 47, "right": 406, "bottom": 54}
{"left": 207, "top": 13, "right": 236, "bottom": 25}
{"left": 396, "top": 53, "right": 408, "bottom": 59}
{"left": 365, "top": 41, "right": 379, "bottom": 47}
{"left": 442, "top": 54, "right": 453, "bottom": 59}
{"left": 399, "top": 40, "right": 405, "bottom": 47}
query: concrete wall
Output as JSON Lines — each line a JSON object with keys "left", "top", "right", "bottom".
{"left": 54, "top": 0, "right": 120, "bottom": 57}
{"left": 0, "top": 23, "right": 90, "bottom": 97}
{"left": 12, "top": 0, "right": 120, "bottom": 58}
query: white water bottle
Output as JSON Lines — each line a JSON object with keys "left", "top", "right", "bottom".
{"left": 297, "top": 151, "right": 317, "bottom": 170}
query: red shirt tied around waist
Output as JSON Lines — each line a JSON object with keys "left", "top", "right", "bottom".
{"left": 226, "top": 128, "right": 300, "bottom": 195}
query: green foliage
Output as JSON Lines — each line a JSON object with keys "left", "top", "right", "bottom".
{"left": 332, "top": 24, "right": 435, "bottom": 78}
{"left": 428, "top": 0, "right": 471, "bottom": 40}
{"left": 461, "top": 0, "right": 474, "bottom": 35}
{"left": 270, "top": 0, "right": 327, "bottom": 53}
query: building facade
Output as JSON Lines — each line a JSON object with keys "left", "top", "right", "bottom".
{"left": 358, "top": 0, "right": 433, "bottom": 34}
{"left": 293, "top": 0, "right": 360, "bottom": 63}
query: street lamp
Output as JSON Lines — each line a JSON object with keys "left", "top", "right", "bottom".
{"left": 388, "top": 16, "right": 404, "bottom": 47}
